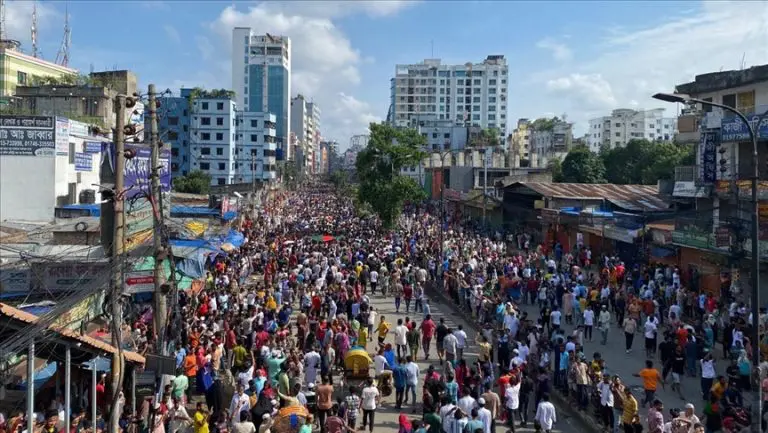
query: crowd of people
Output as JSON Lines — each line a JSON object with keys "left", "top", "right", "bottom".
{"left": 1, "top": 181, "right": 765, "bottom": 433}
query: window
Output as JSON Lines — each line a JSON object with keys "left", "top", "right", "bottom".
{"left": 216, "top": 132, "right": 223, "bottom": 141}
{"left": 183, "top": 125, "right": 188, "bottom": 132}
{"left": 457, "top": 79, "right": 464, "bottom": 85}
{"left": 201, "top": 132, "right": 211, "bottom": 140}
{"left": 217, "top": 102, "right": 224, "bottom": 110}
{"left": 216, "top": 147, "right": 223, "bottom": 155}
{"left": 216, "top": 117, "right": 224, "bottom": 126}
{"left": 457, "top": 97, "right": 464, "bottom": 103}
{"left": 168, "top": 117, "right": 179, "bottom": 126}
{"left": 615, "top": 123, "right": 621, "bottom": 127}
{"left": 615, "top": 132, "right": 621, "bottom": 137}
{"left": 200, "top": 162, "right": 210, "bottom": 170}
{"left": 473, "top": 105, "right": 480, "bottom": 111}
{"left": 472, "top": 114, "right": 480, "bottom": 121}
{"left": 489, "top": 79, "right": 496, "bottom": 85}
{"left": 250, "top": 119, "right": 258, "bottom": 127}
{"left": 488, "top": 114, "right": 496, "bottom": 121}
{"left": 201, "top": 117, "right": 211, "bottom": 125}
{"left": 702, "top": 97, "right": 713, "bottom": 113}
{"left": 201, "top": 102, "right": 209, "bottom": 110}
{"left": 183, "top": 109, "right": 188, "bottom": 116}
{"left": 488, "top": 106, "right": 496, "bottom": 112}
{"left": 68, "top": 142, "right": 75, "bottom": 163}
{"left": 432, "top": 132, "right": 438, "bottom": 138}
{"left": 250, "top": 134, "right": 258, "bottom": 142}
{"left": 737, "top": 90, "right": 755, "bottom": 112}
{"left": 473, "top": 79, "right": 481, "bottom": 85}
{"left": 217, "top": 178, "right": 226, "bottom": 185}
{"left": 218, "top": 163, "right": 226, "bottom": 170}
{"left": 17, "top": 71, "right": 27, "bottom": 85}
{"left": 201, "top": 147, "right": 211, "bottom": 155}
{"left": 168, "top": 131, "right": 178, "bottom": 140}
{"left": 489, "top": 97, "right": 496, "bottom": 103}
{"left": 722, "top": 94, "right": 736, "bottom": 109}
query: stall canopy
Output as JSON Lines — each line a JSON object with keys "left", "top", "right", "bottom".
{"left": 130, "top": 256, "right": 195, "bottom": 291}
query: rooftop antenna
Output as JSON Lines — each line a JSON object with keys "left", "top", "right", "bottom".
{"left": 55, "top": 3, "right": 70, "bottom": 67}
{"left": 740, "top": 52, "right": 746, "bottom": 70}
{"left": 430, "top": 40, "right": 434, "bottom": 57}
{"left": 0, "top": 0, "right": 21, "bottom": 50}
{"left": 31, "top": 0, "right": 37, "bottom": 57}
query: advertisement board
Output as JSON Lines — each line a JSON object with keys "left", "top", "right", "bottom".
{"left": 69, "top": 120, "right": 90, "bottom": 138}
{"left": 101, "top": 142, "right": 172, "bottom": 199}
{"left": 55, "top": 117, "right": 70, "bottom": 155}
{"left": 721, "top": 113, "right": 768, "bottom": 142}
{"left": 84, "top": 141, "right": 102, "bottom": 154}
{"left": 0, "top": 115, "right": 55, "bottom": 157}
{"left": 698, "top": 131, "right": 718, "bottom": 184}
{"left": 33, "top": 262, "right": 109, "bottom": 292}
{"left": 125, "top": 194, "right": 170, "bottom": 237}
{"left": 74, "top": 152, "right": 93, "bottom": 171}
{"left": 124, "top": 269, "right": 155, "bottom": 294}
{"left": 0, "top": 268, "right": 31, "bottom": 293}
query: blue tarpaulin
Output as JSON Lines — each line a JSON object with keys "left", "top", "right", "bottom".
{"left": 223, "top": 229, "right": 245, "bottom": 247}
{"left": 222, "top": 211, "right": 237, "bottom": 221}
{"left": 171, "top": 206, "right": 219, "bottom": 217}
{"left": 62, "top": 204, "right": 101, "bottom": 217}
{"left": 19, "top": 361, "right": 57, "bottom": 390}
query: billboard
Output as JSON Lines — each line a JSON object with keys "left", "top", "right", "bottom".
{"left": 32, "top": 262, "right": 109, "bottom": 292}
{"left": 125, "top": 193, "right": 171, "bottom": 238}
{"left": 102, "top": 142, "right": 171, "bottom": 199}
{"left": 55, "top": 117, "right": 70, "bottom": 155}
{"left": 124, "top": 269, "right": 154, "bottom": 294}
{"left": 0, "top": 115, "right": 55, "bottom": 157}
{"left": 74, "top": 152, "right": 93, "bottom": 171}
{"left": 84, "top": 141, "right": 102, "bottom": 154}
{"left": 698, "top": 130, "right": 718, "bottom": 184}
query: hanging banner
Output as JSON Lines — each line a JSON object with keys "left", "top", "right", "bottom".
{"left": 74, "top": 152, "right": 92, "bottom": 171}
{"left": 102, "top": 142, "right": 171, "bottom": 199}
{"left": 699, "top": 130, "right": 718, "bottom": 184}
{"left": 84, "top": 141, "right": 102, "bottom": 154}
{"left": 55, "top": 117, "right": 70, "bottom": 156}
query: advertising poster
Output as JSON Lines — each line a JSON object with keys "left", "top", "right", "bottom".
{"left": 0, "top": 115, "right": 55, "bottom": 157}
{"left": 55, "top": 117, "right": 70, "bottom": 155}
{"left": 74, "top": 152, "right": 93, "bottom": 171}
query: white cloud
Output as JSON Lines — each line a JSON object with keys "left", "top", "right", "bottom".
{"left": 523, "top": 1, "right": 768, "bottom": 135}
{"left": 164, "top": 25, "right": 181, "bottom": 44}
{"left": 195, "top": 36, "right": 215, "bottom": 61}
{"left": 3, "top": 1, "right": 59, "bottom": 52}
{"left": 536, "top": 38, "right": 572, "bottom": 61}
{"left": 203, "top": 3, "right": 390, "bottom": 144}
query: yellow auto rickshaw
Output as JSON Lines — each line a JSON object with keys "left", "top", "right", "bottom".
{"left": 342, "top": 346, "right": 372, "bottom": 391}
{"left": 271, "top": 405, "right": 310, "bottom": 433}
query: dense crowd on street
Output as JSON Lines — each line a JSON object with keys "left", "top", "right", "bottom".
{"left": 0, "top": 181, "right": 765, "bottom": 433}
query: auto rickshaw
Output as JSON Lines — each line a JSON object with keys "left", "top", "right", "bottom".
{"left": 341, "top": 346, "right": 372, "bottom": 391}
{"left": 271, "top": 405, "right": 310, "bottom": 433}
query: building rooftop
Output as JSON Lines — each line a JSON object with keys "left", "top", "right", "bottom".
{"left": 676, "top": 64, "right": 768, "bottom": 95}
{"left": 506, "top": 182, "right": 671, "bottom": 212}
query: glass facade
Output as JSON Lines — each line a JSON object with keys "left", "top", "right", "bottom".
{"left": 248, "top": 64, "right": 289, "bottom": 159}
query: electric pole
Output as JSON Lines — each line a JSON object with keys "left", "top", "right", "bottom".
{"left": 149, "top": 84, "right": 168, "bottom": 357}
{"left": 252, "top": 152, "right": 257, "bottom": 196}
{"left": 110, "top": 94, "right": 127, "bottom": 433}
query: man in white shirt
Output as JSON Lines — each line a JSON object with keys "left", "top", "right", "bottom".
{"left": 443, "top": 330, "right": 458, "bottom": 365}
{"left": 644, "top": 316, "right": 658, "bottom": 357}
{"left": 597, "top": 375, "right": 614, "bottom": 431}
{"left": 583, "top": 306, "right": 595, "bottom": 342}
{"left": 534, "top": 394, "right": 557, "bottom": 433}
{"left": 504, "top": 379, "right": 521, "bottom": 426}
{"left": 477, "top": 398, "right": 493, "bottom": 433}
{"left": 373, "top": 350, "right": 389, "bottom": 376}
{"left": 457, "top": 392, "right": 477, "bottom": 416}
{"left": 550, "top": 308, "right": 562, "bottom": 331}
{"left": 394, "top": 319, "right": 409, "bottom": 359}
{"left": 229, "top": 384, "right": 251, "bottom": 422}
{"left": 404, "top": 355, "right": 420, "bottom": 407}
{"left": 453, "top": 326, "right": 468, "bottom": 360}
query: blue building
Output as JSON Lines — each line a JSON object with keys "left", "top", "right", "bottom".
{"left": 156, "top": 94, "right": 190, "bottom": 176}
{"left": 232, "top": 29, "right": 291, "bottom": 161}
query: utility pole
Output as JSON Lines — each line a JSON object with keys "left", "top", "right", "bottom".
{"left": 482, "top": 147, "right": 489, "bottom": 232}
{"left": 252, "top": 152, "right": 257, "bottom": 196}
{"left": 149, "top": 84, "right": 168, "bottom": 357}
{"left": 110, "top": 94, "right": 127, "bottom": 433}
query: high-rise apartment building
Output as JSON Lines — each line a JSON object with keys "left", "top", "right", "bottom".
{"left": 389, "top": 56, "right": 509, "bottom": 141}
{"left": 232, "top": 28, "right": 291, "bottom": 160}
{"left": 587, "top": 108, "right": 677, "bottom": 152}
{"left": 235, "top": 112, "right": 278, "bottom": 182}
{"left": 157, "top": 94, "right": 191, "bottom": 176}
{"left": 290, "top": 94, "right": 321, "bottom": 173}
{"left": 187, "top": 90, "right": 238, "bottom": 186}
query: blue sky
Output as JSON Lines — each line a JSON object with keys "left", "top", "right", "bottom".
{"left": 6, "top": 0, "right": 767, "bottom": 149}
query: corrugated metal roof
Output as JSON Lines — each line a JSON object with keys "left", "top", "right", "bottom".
{"left": 510, "top": 182, "right": 670, "bottom": 212}
{"left": 0, "top": 303, "right": 145, "bottom": 365}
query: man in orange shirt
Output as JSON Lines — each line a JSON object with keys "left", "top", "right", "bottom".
{"left": 633, "top": 360, "right": 664, "bottom": 408}
{"left": 184, "top": 349, "right": 198, "bottom": 399}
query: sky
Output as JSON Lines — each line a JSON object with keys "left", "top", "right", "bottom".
{"left": 5, "top": 0, "right": 768, "bottom": 150}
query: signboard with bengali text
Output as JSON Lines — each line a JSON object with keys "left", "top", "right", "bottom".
{"left": 0, "top": 115, "right": 55, "bottom": 157}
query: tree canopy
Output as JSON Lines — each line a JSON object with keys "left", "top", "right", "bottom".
{"left": 468, "top": 127, "right": 501, "bottom": 147}
{"left": 172, "top": 170, "right": 211, "bottom": 194}
{"left": 531, "top": 116, "right": 561, "bottom": 131}
{"left": 555, "top": 139, "right": 695, "bottom": 185}
{"left": 560, "top": 145, "right": 606, "bottom": 183}
{"left": 356, "top": 123, "right": 427, "bottom": 228}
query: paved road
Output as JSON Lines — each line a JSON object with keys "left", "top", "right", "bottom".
{"left": 512, "top": 300, "right": 732, "bottom": 419}
{"left": 358, "top": 291, "right": 584, "bottom": 433}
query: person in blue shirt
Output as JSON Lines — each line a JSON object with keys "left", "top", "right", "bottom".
{"left": 393, "top": 358, "right": 408, "bottom": 409}
{"left": 383, "top": 343, "right": 397, "bottom": 368}
{"left": 175, "top": 347, "right": 186, "bottom": 369}
{"left": 444, "top": 372, "right": 459, "bottom": 404}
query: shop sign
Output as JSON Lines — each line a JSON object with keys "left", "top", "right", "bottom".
{"left": 0, "top": 268, "right": 31, "bottom": 293}
{"left": 74, "top": 152, "right": 92, "bottom": 171}
{"left": 720, "top": 112, "right": 768, "bottom": 142}
{"left": 124, "top": 269, "right": 155, "bottom": 294}
{"left": 672, "top": 230, "right": 716, "bottom": 250}
{"left": 84, "top": 141, "right": 102, "bottom": 154}
{"left": 673, "top": 181, "right": 711, "bottom": 198}
{"left": 698, "top": 131, "right": 718, "bottom": 183}
{"left": 715, "top": 179, "right": 768, "bottom": 197}
{"left": 55, "top": 117, "right": 69, "bottom": 155}
{"left": 0, "top": 115, "right": 56, "bottom": 157}
{"left": 603, "top": 226, "right": 637, "bottom": 244}
{"left": 35, "top": 262, "right": 108, "bottom": 292}
{"left": 69, "top": 120, "right": 90, "bottom": 137}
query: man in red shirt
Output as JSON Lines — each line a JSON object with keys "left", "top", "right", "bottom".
{"left": 420, "top": 314, "right": 436, "bottom": 360}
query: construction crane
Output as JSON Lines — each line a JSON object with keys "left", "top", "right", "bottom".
{"left": 55, "top": 4, "right": 70, "bottom": 67}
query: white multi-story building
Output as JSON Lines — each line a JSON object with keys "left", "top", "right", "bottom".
{"left": 389, "top": 56, "right": 509, "bottom": 141}
{"left": 290, "top": 95, "right": 321, "bottom": 174}
{"left": 189, "top": 96, "right": 238, "bottom": 185}
{"left": 530, "top": 121, "right": 573, "bottom": 168}
{"left": 234, "top": 112, "right": 277, "bottom": 182}
{"left": 587, "top": 108, "right": 677, "bottom": 152}
{"left": 232, "top": 28, "right": 292, "bottom": 160}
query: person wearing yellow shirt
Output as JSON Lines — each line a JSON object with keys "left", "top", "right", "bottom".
{"left": 193, "top": 402, "right": 209, "bottom": 433}
{"left": 266, "top": 294, "right": 277, "bottom": 311}
{"left": 710, "top": 376, "right": 727, "bottom": 400}
{"left": 621, "top": 387, "right": 639, "bottom": 431}
{"left": 376, "top": 316, "right": 391, "bottom": 346}
{"left": 358, "top": 326, "right": 369, "bottom": 350}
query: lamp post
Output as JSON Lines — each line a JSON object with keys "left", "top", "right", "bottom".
{"left": 653, "top": 92, "right": 767, "bottom": 399}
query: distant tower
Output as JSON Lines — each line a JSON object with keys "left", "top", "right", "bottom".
{"left": 31, "top": 1, "right": 38, "bottom": 57}
{"left": 0, "top": 0, "right": 21, "bottom": 50}
{"left": 55, "top": 4, "right": 71, "bottom": 67}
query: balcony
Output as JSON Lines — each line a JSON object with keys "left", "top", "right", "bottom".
{"left": 676, "top": 114, "right": 700, "bottom": 143}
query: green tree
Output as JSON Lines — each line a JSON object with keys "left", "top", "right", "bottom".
{"left": 173, "top": 170, "right": 211, "bottom": 194}
{"left": 560, "top": 146, "right": 606, "bottom": 183}
{"left": 547, "top": 157, "right": 564, "bottom": 182}
{"left": 468, "top": 127, "right": 501, "bottom": 147}
{"left": 356, "top": 123, "right": 427, "bottom": 228}
{"left": 602, "top": 139, "right": 695, "bottom": 184}
{"left": 531, "top": 116, "right": 560, "bottom": 131}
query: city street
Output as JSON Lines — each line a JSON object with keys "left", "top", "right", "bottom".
{"left": 361, "top": 291, "right": 585, "bottom": 433}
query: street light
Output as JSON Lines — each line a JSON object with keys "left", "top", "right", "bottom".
{"left": 653, "top": 92, "right": 767, "bottom": 378}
